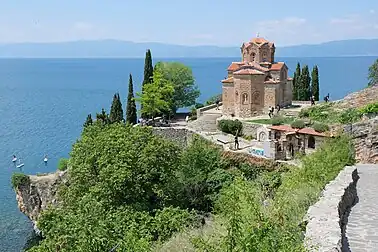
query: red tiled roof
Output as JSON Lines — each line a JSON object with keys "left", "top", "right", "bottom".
{"left": 270, "top": 62, "right": 285, "bottom": 71}
{"left": 233, "top": 68, "right": 265, "bottom": 75}
{"left": 221, "top": 77, "right": 234, "bottom": 83}
{"left": 268, "top": 125, "right": 328, "bottom": 137}
{"left": 227, "top": 62, "right": 244, "bottom": 71}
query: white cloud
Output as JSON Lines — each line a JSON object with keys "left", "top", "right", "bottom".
{"left": 73, "top": 22, "right": 93, "bottom": 31}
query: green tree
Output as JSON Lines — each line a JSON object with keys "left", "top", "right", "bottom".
{"left": 83, "top": 114, "right": 93, "bottom": 128}
{"left": 109, "top": 93, "right": 124, "bottom": 123}
{"left": 368, "top": 59, "right": 378, "bottom": 86}
{"left": 126, "top": 74, "right": 137, "bottom": 125}
{"left": 293, "top": 62, "right": 301, "bottom": 100}
{"left": 299, "top": 65, "right": 311, "bottom": 101}
{"left": 141, "top": 49, "right": 154, "bottom": 118}
{"left": 96, "top": 108, "right": 109, "bottom": 125}
{"left": 136, "top": 66, "right": 174, "bottom": 119}
{"left": 311, "top": 65, "right": 320, "bottom": 101}
{"left": 155, "top": 62, "right": 200, "bottom": 114}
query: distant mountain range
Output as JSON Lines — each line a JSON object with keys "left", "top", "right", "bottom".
{"left": 0, "top": 39, "right": 377, "bottom": 58}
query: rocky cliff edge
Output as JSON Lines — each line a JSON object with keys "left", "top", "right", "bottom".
{"left": 15, "top": 170, "right": 68, "bottom": 233}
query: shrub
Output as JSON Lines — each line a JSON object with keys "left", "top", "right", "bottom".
{"left": 58, "top": 158, "right": 69, "bottom": 171}
{"left": 359, "top": 102, "right": 378, "bottom": 114}
{"left": 194, "top": 103, "right": 204, "bottom": 109}
{"left": 312, "top": 122, "right": 330, "bottom": 132}
{"left": 298, "top": 109, "right": 309, "bottom": 118}
{"left": 271, "top": 116, "right": 286, "bottom": 126}
{"left": 290, "top": 120, "right": 305, "bottom": 129}
{"left": 217, "top": 119, "right": 243, "bottom": 135}
{"left": 338, "top": 108, "right": 362, "bottom": 124}
{"left": 11, "top": 173, "right": 30, "bottom": 189}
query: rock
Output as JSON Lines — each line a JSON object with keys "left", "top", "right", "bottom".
{"left": 15, "top": 170, "right": 68, "bottom": 232}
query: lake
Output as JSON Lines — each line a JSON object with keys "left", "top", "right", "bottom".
{"left": 0, "top": 56, "right": 376, "bottom": 251}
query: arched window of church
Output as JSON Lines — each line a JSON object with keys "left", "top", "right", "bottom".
{"left": 263, "top": 52, "right": 267, "bottom": 62}
{"left": 242, "top": 93, "right": 248, "bottom": 104}
{"left": 251, "top": 52, "right": 256, "bottom": 61}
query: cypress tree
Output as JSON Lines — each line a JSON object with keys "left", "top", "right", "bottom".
{"left": 109, "top": 93, "right": 124, "bottom": 123}
{"left": 83, "top": 114, "right": 93, "bottom": 128}
{"left": 141, "top": 49, "right": 154, "bottom": 118}
{"left": 293, "top": 62, "right": 301, "bottom": 100}
{"left": 299, "top": 65, "right": 311, "bottom": 101}
{"left": 311, "top": 65, "right": 320, "bottom": 101}
{"left": 96, "top": 108, "right": 109, "bottom": 125}
{"left": 126, "top": 74, "right": 137, "bottom": 125}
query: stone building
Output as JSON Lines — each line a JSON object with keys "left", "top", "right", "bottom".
{"left": 221, "top": 37, "right": 293, "bottom": 118}
{"left": 267, "top": 125, "right": 328, "bottom": 160}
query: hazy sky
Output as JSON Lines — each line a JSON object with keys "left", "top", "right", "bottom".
{"left": 0, "top": 1, "right": 377, "bottom": 46}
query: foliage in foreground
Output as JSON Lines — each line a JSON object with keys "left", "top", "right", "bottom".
{"left": 29, "top": 124, "right": 273, "bottom": 251}
{"left": 11, "top": 173, "right": 30, "bottom": 189}
{"left": 189, "top": 135, "right": 355, "bottom": 252}
{"left": 57, "top": 158, "right": 69, "bottom": 171}
{"left": 368, "top": 58, "right": 378, "bottom": 86}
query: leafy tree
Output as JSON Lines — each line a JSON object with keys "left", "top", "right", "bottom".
{"left": 136, "top": 66, "right": 174, "bottom": 119}
{"left": 126, "top": 74, "right": 137, "bottom": 125}
{"left": 293, "top": 62, "right": 301, "bottom": 100}
{"left": 368, "top": 58, "right": 378, "bottom": 86}
{"left": 141, "top": 49, "right": 154, "bottom": 118}
{"left": 311, "top": 65, "right": 320, "bottom": 101}
{"left": 298, "top": 65, "right": 311, "bottom": 101}
{"left": 109, "top": 93, "right": 124, "bottom": 123}
{"left": 155, "top": 62, "right": 200, "bottom": 114}
{"left": 96, "top": 108, "right": 109, "bottom": 125}
{"left": 83, "top": 114, "right": 93, "bottom": 128}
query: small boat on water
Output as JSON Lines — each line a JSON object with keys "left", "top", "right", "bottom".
{"left": 16, "top": 159, "right": 24, "bottom": 168}
{"left": 44, "top": 155, "right": 48, "bottom": 163}
{"left": 12, "top": 155, "right": 17, "bottom": 163}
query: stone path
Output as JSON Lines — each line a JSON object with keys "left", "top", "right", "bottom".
{"left": 346, "top": 164, "right": 378, "bottom": 252}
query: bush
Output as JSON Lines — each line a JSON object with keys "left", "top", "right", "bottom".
{"left": 11, "top": 173, "right": 30, "bottom": 189}
{"left": 194, "top": 103, "right": 204, "bottom": 109}
{"left": 359, "top": 102, "right": 378, "bottom": 114}
{"left": 312, "top": 122, "right": 330, "bottom": 132}
{"left": 217, "top": 119, "right": 242, "bottom": 135}
{"left": 58, "top": 158, "right": 69, "bottom": 171}
{"left": 338, "top": 108, "right": 362, "bottom": 124}
{"left": 290, "top": 120, "right": 305, "bottom": 129}
{"left": 271, "top": 116, "right": 286, "bottom": 126}
{"left": 298, "top": 109, "right": 309, "bottom": 118}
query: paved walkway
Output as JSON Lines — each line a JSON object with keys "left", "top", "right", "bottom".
{"left": 346, "top": 164, "right": 378, "bottom": 252}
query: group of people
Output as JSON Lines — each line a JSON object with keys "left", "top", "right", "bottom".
{"left": 268, "top": 104, "right": 281, "bottom": 118}
{"left": 310, "top": 93, "right": 330, "bottom": 106}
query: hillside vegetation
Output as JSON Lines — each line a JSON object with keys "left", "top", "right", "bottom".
{"left": 26, "top": 122, "right": 355, "bottom": 251}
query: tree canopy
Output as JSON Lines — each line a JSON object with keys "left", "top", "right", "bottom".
{"left": 311, "top": 65, "right": 320, "bottom": 101}
{"left": 154, "top": 62, "right": 200, "bottom": 113}
{"left": 368, "top": 59, "right": 378, "bottom": 86}
{"left": 136, "top": 65, "right": 174, "bottom": 119}
{"left": 126, "top": 74, "right": 137, "bottom": 125}
{"left": 109, "top": 93, "right": 124, "bottom": 123}
{"left": 141, "top": 49, "right": 154, "bottom": 118}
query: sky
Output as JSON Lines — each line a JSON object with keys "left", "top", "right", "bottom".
{"left": 0, "top": 0, "right": 377, "bottom": 46}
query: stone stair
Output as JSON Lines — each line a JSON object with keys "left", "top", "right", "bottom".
{"left": 188, "top": 114, "right": 221, "bottom": 133}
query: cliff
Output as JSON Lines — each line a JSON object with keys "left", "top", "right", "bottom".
{"left": 15, "top": 171, "right": 68, "bottom": 233}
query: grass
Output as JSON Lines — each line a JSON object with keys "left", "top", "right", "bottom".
{"left": 159, "top": 135, "right": 355, "bottom": 251}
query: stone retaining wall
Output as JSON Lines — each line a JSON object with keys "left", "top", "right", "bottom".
{"left": 241, "top": 121, "right": 263, "bottom": 138}
{"left": 303, "top": 166, "right": 359, "bottom": 251}
{"left": 151, "top": 127, "right": 197, "bottom": 148}
{"left": 196, "top": 102, "right": 222, "bottom": 118}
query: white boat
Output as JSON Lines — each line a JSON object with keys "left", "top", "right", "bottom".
{"left": 16, "top": 160, "right": 24, "bottom": 168}
{"left": 12, "top": 157, "right": 17, "bottom": 162}
{"left": 44, "top": 158, "right": 48, "bottom": 162}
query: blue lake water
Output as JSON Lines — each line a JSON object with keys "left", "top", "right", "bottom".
{"left": 0, "top": 56, "right": 376, "bottom": 251}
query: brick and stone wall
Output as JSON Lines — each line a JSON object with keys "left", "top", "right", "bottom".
{"left": 303, "top": 166, "right": 359, "bottom": 251}
{"left": 241, "top": 121, "right": 264, "bottom": 138}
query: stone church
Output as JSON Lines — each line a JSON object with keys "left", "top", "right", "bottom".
{"left": 221, "top": 37, "right": 293, "bottom": 118}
